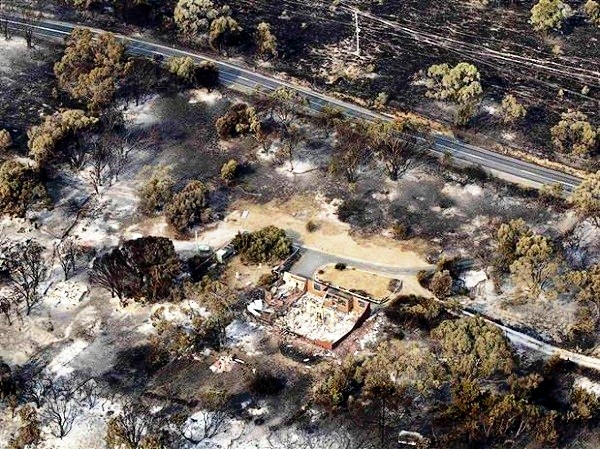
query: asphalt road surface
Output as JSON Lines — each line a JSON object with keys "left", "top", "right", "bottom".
{"left": 290, "top": 245, "right": 433, "bottom": 279}
{"left": 7, "top": 17, "right": 583, "bottom": 193}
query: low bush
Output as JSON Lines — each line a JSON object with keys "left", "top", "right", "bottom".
{"left": 305, "top": 220, "right": 318, "bottom": 232}
{"left": 220, "top": 159, "right": 238, "bottom": 184}
{"left": 215, "top": 103, "right": 258, "bottom": 139}
{"left": 334, "top": 262, "right": 347, "bottom": 270}
{"left": 391, "top": 221, "right": 410, "bottom": 240}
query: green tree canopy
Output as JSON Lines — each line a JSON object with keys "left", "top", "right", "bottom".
{"left": 269, "top": 87, "right": 309, "bottom": 127}
{"left": 137, "top": 164, "right": 175, "bottom": 216}
{"left": 425, "top": 62, "right": 483, "bottom": 104}
{"left": 0, "top": 160, "right": 48, "bottom": 216}
{"left": 255, "top": 21, "right": 277, "bottom": 59}
{"left": 54, "top": 29, "right": 131, "bottom": 111}
{"left": 530, "top": 0, "right": 572, "bottom": 32}
{"left": 220, "top": 159, "right": 238, "bottom": 184}
{"left": 174, "top": 0, "right": 231, "bottom": 37}
{"left": 165, "top": 180, "right": 210, "bottom": 233}
{"left": 565, "top": 265, "right": 600, "bottom": 305}
{"left": 312, "top": 357, "right": 361, "bottom": 408}
{"left": 510, "top": 234, "right": 559, "bottom": 300}
{"left": 584, "top": 0, "right": 600, "bottom": 25}
{"left": 0, "top": 129, "right": 12, "bottom": 152}
{"left": 167, "top": 56, "right": 198, "bottom": 83}
{"left": 357, "top": 340, "right": 444, "bottom": 398}
{"left": 500, "top": 94, "right": 527, "bottom": 126}
{"left": 167, "top": 57, "right": 219, "bottom": 89}
{"left": 495, "top": 218, "right": 533, "bottom": 273}
{"left": 231, "top": 226, "right": 293, "bottom": 264}
{"left": 551, "top": 109, "right": 598, "bottom": 156}
{"left": 432, "top": 316, "right": 514, "bottom": 379}
{"left": 368, "top": 119, "right": 427, "bottom": 181}
{"left": 570, "top": 170, "right": 600, "bottom": 227}
{"left": 208, "top": 16, "right": 242, "bottom": 53}
{"left": 444, "top": 379, "right": 557, "bottom": 446}
{"left": 215, "top": 103, "right": 260, "bottom": 139}
{"left": 27, "top": 109, "right": 98, "bottom": 165}
{"left": 424, "top": 62, "right": 482, "bottom": 125}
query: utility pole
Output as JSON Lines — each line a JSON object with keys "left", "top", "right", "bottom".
{"left": 353, "top": 9, "right": 361, "bottom": 57}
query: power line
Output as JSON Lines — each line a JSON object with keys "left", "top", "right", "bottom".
{"left": 339, "top": 2, "right": 599, "bottom": 83}
{"left": 233, "top": 0, "right": 598, "bottom": 107}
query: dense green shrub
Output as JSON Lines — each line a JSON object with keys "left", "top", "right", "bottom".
{"left": 220, "top": 159, "right": 238, "bottom": 183}
{"left": 165, "top": 180, "right": 209, "bottom": 233}
{"left": 0, "top": 160, "right": 48, "bottom": 216}
{"left": 215, "top": 103, "right": 259, "bottom": 139}
{"left": 137, "top": 165, "right": 174, "bottom": 216}
{"left": 232, "top": 226, "right": 293, "bottom": 263}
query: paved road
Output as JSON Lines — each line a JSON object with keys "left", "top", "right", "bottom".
{"left": 7, "top": 17, "right": 583, "bottom": 192}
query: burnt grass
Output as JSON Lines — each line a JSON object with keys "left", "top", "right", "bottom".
{"left": 0, "top": 43, "right": 62, "bottom": 153}
{"left": 235, "top": 0, "right": 598, "bottom": 161}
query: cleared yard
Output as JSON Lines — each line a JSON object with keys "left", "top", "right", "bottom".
{"left": 223, "top": 256, "right": 273, "bottom": 290}
{"left": 317, "top": 264, "right": 399, "bottom": 302}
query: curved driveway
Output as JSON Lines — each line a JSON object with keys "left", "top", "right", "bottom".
{"left": 290, "top": 245, "right": 433, "bottom": 279}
